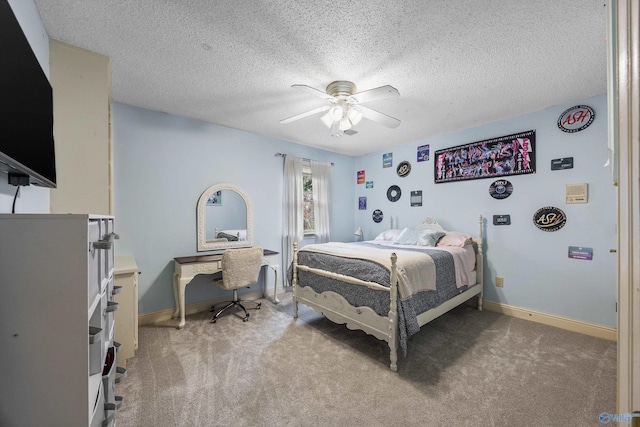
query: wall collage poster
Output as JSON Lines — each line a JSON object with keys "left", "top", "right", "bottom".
{"left": 434, "top": 130, "right": 536, "bottom": 183}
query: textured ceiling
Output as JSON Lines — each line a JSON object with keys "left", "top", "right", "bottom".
{"left": 33, "top": 0, "right": 608, "bottom": 156}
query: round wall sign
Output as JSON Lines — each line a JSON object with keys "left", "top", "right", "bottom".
{"left": 387, "top": 185, "right": 401, "bottom": 202}
{"left": 533, "top": 206, "right": 566, "bottom": 232}
{"left": 372, "top": 209, "right": 384, "bottom": 223}
{"left": 489, "top": 180, "right": 513, "bottom": 199}
{"left": 396, "top": 161, "right": 411, "bottom": 177}
{"left": 557, "top": 105, "right": 595, "bottom": 133}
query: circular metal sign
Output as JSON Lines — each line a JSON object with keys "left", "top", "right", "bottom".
{"left": 489, "top": 179, "right": 513, "bottom": 200}
{"left": 396, "top": 161, "right": 411, "bottom": 177}
{"left": 387, "top": 185, "right": 401, "bottom": 202}
{"left": 372, "top": 209, "right": 384, "bottom": 223}
{"left": 557, "top": 105, "right": 595, "bottom": 133}
{"left": 533, "top": 206, "right": 566, "bottom": 232}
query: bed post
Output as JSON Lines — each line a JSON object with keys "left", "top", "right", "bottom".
{"left": 292, "top": 241, "right": 299, "bottom": 318}
{"left": 477, "top": 214, "right": 484, "bottom": 312}
{"left": 388, "top": 252, "right": 399, "bottom": 372}
{"left": 390, "top": 216, "right": 393, "bottom": 230}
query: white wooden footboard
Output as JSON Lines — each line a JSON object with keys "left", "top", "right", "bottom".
{"left": 291, "top": 215, "right": 484, "bottom": 372}
{"left": 292, "top": 242, "right": 399, "bottom": 371}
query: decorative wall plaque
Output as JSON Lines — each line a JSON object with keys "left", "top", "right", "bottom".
{"left": 417, "top": 145, "right": 430, "bottom": 162}
{"left": 383, "top": 153, "right": 392, "bottom": 168}
{"left": 489, "top": 180, "right": 513, "bottom": 199}
{"left": 358, "top": 197, "right": 367, "bottom": 210}
{"left": 551, "top": 157, "right": 574, "bottom": 170}
{"left": 387, "top": 185, "right": 401, "bottom": 202}
{"left": 557, "top": 105, "right": 595, "bottom": 133}
{"left": 396, "top": 161, "right": 411, "bottom": 177}
{"left": 410, "top": 190, "right": 422, "bottom": 207}
{"left": 568, "top": 246, "right": 593, "bottom": 260}
{"left": 372, "top": 209, "right": 384, "bottom": 223}
{"left": 533, "top": 206, "right": 566, "bottom": 232}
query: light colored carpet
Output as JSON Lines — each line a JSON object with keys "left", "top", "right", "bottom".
{"left": 115, "top": 294, "right": 616, "bottom": 427}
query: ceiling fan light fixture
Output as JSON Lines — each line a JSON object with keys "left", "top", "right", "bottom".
{"left": 339, "top": 117, "right": 352, "bottom": 131}
{"left": 348, "top": 108, "right": 363, "bottom": 126}
{"left": 330, "top": 105, "right": 344, "bottom": 121}
{"left": 320, "top": 111, "right": 334, "bottom": 128}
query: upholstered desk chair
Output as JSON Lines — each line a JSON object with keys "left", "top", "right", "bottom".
{"left": 210, "top": 246, "right": 263, "bottom": 323}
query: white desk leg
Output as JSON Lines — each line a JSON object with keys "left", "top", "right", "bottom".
{"left": 175, "top": 277, "right": 189, "bottom": 329}
{"left": 172, "top": 272, "right": 180, "bottom": 319}
{"left": 262, "top": 265, "right": 268, "bottom": 299}
{"left": 271, "top": 264, "right": 279, "bottom": 304}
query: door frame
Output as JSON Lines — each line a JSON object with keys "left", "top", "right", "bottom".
{"left": 609, "top": 0, "right": 640, "bottom": 415}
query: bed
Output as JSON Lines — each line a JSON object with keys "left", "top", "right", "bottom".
{"left": 291, "top": 215, "right": 484, "bottom": 371}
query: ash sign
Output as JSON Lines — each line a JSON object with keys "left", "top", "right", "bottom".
{"left": 557, "top": 105, "right": 595, "bottom": 133}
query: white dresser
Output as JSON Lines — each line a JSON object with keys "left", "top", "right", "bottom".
{"left": 0, "top": 214, "right": 124, "bottom": 427}
{"left": 114, "top": 255, "right": 139, "bottom": 368}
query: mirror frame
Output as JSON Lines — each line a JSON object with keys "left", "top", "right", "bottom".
{"left": 197, "top": 183, "right": 253, "bottom": 251}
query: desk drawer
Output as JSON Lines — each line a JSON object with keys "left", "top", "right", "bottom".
{"left": 190, "top": 261, "right": 222, "bottom": 275}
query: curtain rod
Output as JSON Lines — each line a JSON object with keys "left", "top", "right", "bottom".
{"left": 274, "top": 152, "right": 334, "bottom": 166}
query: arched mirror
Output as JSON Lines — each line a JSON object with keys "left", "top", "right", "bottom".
{"left": 197, "top": 183, "right": 253, "bottom": 251}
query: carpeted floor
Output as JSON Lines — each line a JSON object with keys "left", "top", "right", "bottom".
{"left": 115, "top": 294, "right": 616, "bottom": 427}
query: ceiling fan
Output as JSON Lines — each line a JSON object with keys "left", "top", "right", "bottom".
{"left": 280, "top": 80, "right": 401, "bottom": 137}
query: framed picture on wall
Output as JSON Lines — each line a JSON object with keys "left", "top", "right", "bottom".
{"left": 359, "top": 197, "right": 367, "bottom": 210}
{"left": 434, "top": 130, "right": 536, "bottom": 183}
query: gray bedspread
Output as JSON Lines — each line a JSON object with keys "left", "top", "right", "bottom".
{"left": 290, "top": 242, "right": 469, "bottom": 355}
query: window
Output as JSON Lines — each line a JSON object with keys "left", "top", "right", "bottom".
{"left": 303, "top": 162, "right": 315, "bottom": 233}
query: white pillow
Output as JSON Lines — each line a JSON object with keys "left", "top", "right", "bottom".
{"left": 418, "top": 229, "right": 446, "bottom": 247}
{"left": 393, "top": 228, "right": 423, "bottom": 245}
{"left": 374, "top": 229, "right": 403, "bottom": 241}
{"left": 393, "top": 228, "right": 445, "bottom": 246}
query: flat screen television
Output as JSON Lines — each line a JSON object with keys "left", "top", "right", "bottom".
{"left": 0, "top": 0, "right": 56, "bottom": 188}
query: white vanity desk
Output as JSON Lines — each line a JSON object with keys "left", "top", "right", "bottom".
{"left": 172, "top": 249, "right": 279, "bottom": 329}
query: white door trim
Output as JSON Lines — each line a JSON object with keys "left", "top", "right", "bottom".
{"left": 610, "top": 0, "right": 640, "bottom": 415}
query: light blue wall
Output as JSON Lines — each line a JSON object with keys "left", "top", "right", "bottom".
{"left": 354, "top": 94, "right": 615, "bottom": 327}
{"left": 113, "top": 103, "right": 354, "bottom": 314}
{"left": 0, "top": 0, "right": 50, "bottom": 213}
{"left": 115, "top": 95, "right": 614, "bottom": 327}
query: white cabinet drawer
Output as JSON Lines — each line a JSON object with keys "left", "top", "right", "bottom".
{"left": 88, "top": 221, "right": 101, "bottom": 309}
{"left": 99, "top": 219, "right": 115, "bottom": 283}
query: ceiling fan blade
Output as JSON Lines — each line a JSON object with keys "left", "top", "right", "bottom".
{"left": 350, "top": 85, "right": 399, "bottom": 104}
{"left": 291, "top": 84, "right": 334, "bottom": 100}
{"left": 360, "top": 106, "right": 401, "bottom": 128}
{"left": 280, "top": 105, "right": 331, "bottom": 124}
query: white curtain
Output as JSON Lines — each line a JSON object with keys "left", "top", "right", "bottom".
{"left": 282, "top": 155, "right": 304, "bottom": 274}
{"left": 310, "top": 159, "right": 332, "bottom": 243}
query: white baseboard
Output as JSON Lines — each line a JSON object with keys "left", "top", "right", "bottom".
{"left": 139, "top": 289, "right": 268, "bottom": 327}
{"left": 481, "top": 300, "right": 616, "bottom": 341}
{"left": 139, "top": 289, "right": 615, "bottom": 341}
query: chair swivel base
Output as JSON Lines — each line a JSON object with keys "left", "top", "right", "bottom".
{"left": 210, "top": 299, "right": 261, "bottom": 323}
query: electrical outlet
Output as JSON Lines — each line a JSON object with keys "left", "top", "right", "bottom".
{"left": 496, "top": 276, "right": 504, "bottom": 287}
